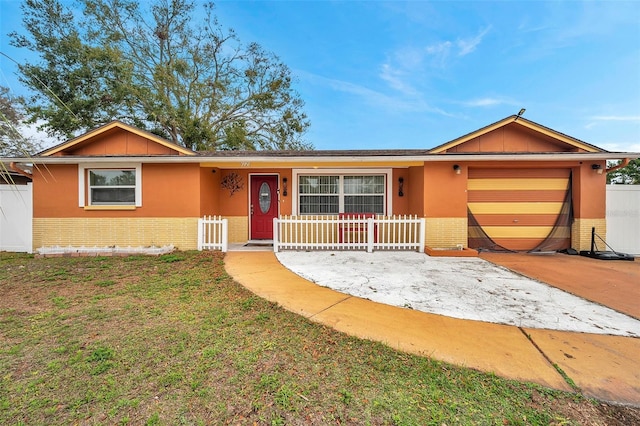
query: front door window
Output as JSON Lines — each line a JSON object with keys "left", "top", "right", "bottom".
{"left": 259, "top": 182, "right": 271, "bottom": 214}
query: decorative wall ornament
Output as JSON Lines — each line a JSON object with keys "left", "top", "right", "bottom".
{"left": 220, "top": 172, "right": 244, "bottom": 196}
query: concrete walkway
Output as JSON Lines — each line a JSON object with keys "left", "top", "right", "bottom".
{"left": 224, "top": 251, "right": 640, "bottom": 407}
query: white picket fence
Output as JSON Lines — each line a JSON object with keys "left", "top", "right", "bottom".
{"left": 273, "top": 215, "right": 425, "bottom": 253}
{"left": 197, "top": 215, "right": 228, "bottom": 252}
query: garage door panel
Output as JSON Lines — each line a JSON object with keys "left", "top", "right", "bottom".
{"left": 468, "top": 178, "right": 568, "bottom": 191}
{"left": 471, "top": 226, "right": 550, "bottom": 239}
{"left": 468, "top": 190, "right": 567, "bottom": 203}
{"left": 471, "top": 226, "right": 570, "bottom": 239}
{"left": 470, "top": 214, "right": 566, "bottom": 227}
{"left": 468, "top": 202, "right": 564, "bottom": 215}
{"left": 469, "top": 238, "right": 547, "bottom": 252}
{"left": 467, "top": 168, "right": 571, "bottom": 251}
{"left": 468, "top": 168, "right": 570, "bottom": 179}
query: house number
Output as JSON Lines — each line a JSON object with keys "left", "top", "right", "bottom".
{"left": 241, "top": 162, "right": 250, "bottom": 167}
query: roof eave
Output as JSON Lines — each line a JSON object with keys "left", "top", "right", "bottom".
{"left": 5, "top": 152, "right": 638, "bottom": 165}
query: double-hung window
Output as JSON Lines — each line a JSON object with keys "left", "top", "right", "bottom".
{"left": 343, "top": 175, "right": 385, "bottom": 214}
{"left": 89, "top": 169, "right": 136, "bottom": 205}
{"left": 296, "top": 171, "right": 388, "bottom": 215}
{"left": 299, "top": 175, "right": 339, "bottom": 214}
{"left": 79, "top": 163, "right": 142, "bottom": 209}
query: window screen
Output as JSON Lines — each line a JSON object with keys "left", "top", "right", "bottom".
{"left": 298, "top": 174, "right": 385, "bottom": 214}
{"left": 89, "top": 169, "right": 136, "bottom": 205}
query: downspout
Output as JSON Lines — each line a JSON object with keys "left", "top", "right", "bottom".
{"left": 9, "top": 162, "right": 33, "bottom": 179}
{"left": 605, "top": 158, "right": 630, "bottom": 174}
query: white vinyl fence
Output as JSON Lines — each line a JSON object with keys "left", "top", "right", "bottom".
{"left": 0, "top": 183, "right": 33, "bottom": 253}
{"left": 606, "top": 185, "right": 640, "bottom": 255}
{"left": 197, "top": 215, "right": 228, "bottom": 252}
{"left": 273, "top": 215, "right": 425, "bottom": 253}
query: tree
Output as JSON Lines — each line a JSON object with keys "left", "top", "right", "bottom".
{"left": 11, "top": 0, "right": 312, "bottom": 151}
{"left": 0, "top": 85, "right": 41, "bottom": 157}
{"left": 607, "top": 159, "right": 640, "bottom": 184}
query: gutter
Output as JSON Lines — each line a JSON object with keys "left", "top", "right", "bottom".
{"left": 606, "top": 158, "right": 630, "bottom": 174}
{"left": 3, "top": 152, "right": 639, "bottom": 165}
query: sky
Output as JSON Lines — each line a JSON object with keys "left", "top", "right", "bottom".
{"left": 1, "top": 0, "right": 639, "bottom": 152}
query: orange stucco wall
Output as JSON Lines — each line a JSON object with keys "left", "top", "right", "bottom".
{"left": 279, "top": 169, "right": 293, "bottom": 215}
{"left": 208, "top": 168, "right": 410, "bottom": 217}
{"left": 215, "top": 169, "right": 250, "bottom": 216}
{"left": 33, "top": 160, "right": 606, "bottom": 221}
{"left": 211, "top": 169, "right": 291, "bottom": 217}
{"left": 142, "top": 164, "right": 200, "bottom": 216}
{"left": 407, "top": 166, "right": 425, "bottom": 216}
{"left": 34, "top": 163, "right": 201, "bottom": 218}
{"left": 200, "top": 167, "right": 220, "bottom": 215}
{"left": 423, "top": 162, "right": 468, "bottom": 217}
{"left": 33, "top": 164, "right": 79, "bottom": 217}
{"left": 392, "top": 168, "right": 410, "bottom": 215}
{"left": 572, "top": 161, "right": 606, "bottom": 219}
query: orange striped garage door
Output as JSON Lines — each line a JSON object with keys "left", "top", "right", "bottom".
{"left": 467, "top": 168, "right": 571, "bottom": 251}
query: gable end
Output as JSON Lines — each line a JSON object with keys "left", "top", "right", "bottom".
{"left": 39, "top": 121, "right": 195, "bottom": 157}
{"left": 430, "top": 116, "right": 604, "bottom": 154}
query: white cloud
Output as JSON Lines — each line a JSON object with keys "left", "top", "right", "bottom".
{"left": 300, "top": 70, "right": 453, "bottom": 116}
{"left": 463, "top": 98, "right": 507, "bottom": 107}
{"left": 590, "top": 115, "right": 640, "bottom": 122}
{"left": 585, "top": 115, "right": 640, "bottom": 130}
{"left": 517, "top": 19, "right": 550, "bottom": 34}
{"left": 517, "top": 2, "right": 639, "bottom": 60}
{"left": 423, "top": 41, "right": 453, "bottom": 68}
{"left": 19, "top": 121, "right": 61, "bottom": 151}
{"left": 596, "top": 141, "right": 640, "bottom": 153}
{"left": 422, "top": 26, "right": 491, "bottom": 67}
{"left": 379, "top": 63, "right": 418, "bottom": 96}
{"left": 457, "top": 26, "right": 492, "bottom": 56}
{"left": 425, "top": 40, "right": 452, "bottom": 56}
{"left": 582, "top": 114, "right": 640, "bottom": 152}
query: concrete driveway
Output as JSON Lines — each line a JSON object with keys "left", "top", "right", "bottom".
{"left": 275, "top": 251, "right": 640, "bottom": 337}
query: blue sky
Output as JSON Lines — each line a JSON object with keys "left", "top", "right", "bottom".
{"left": 1, "top": 0, "right": 639, "bottom": 152}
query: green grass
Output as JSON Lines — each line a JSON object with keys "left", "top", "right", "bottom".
{"left": 0, "top": 251, "right": 632, "bottom": 425}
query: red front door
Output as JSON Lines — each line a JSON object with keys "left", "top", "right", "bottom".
{"left": 250, "top": 175, "right": 278, "bottom": 240}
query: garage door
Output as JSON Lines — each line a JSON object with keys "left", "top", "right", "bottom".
{"left": 468, "top": 168, "right": 571, "bottom": 252}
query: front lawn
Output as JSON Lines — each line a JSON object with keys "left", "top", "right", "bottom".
{"left": 0, "top": 251, "right": 637, "bottom": 425}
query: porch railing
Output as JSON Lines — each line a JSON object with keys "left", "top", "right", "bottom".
{"left": 198, "top": 215, "right": 228, "bottom": 252}
{"left": 273, "top": 215, "right": 425, "bottom": 253}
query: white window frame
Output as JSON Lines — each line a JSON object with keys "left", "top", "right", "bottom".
{"left": 78, "top": 163, "right": 142, "bottom": 207}
{"left": 292, "top": 168, "right": 392, "bottom": 216}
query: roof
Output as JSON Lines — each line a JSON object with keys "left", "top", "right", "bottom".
{"left": 4, "top": 116, "right": 635, "bottom": 166}
{"left": 196, "top": 149, "right": 431, "bottom": 157}
{"left": 7, "top": 152, "right": 635, "bottom": 166}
